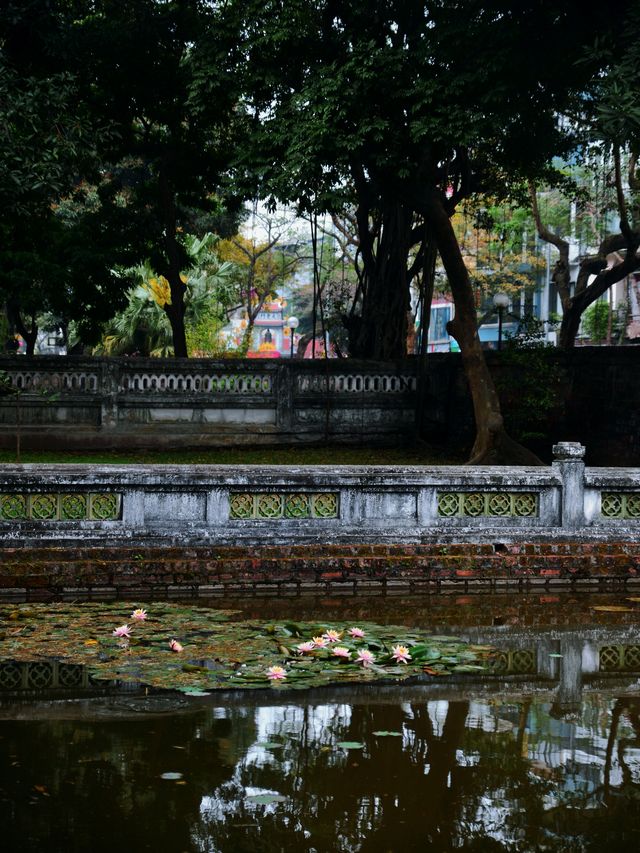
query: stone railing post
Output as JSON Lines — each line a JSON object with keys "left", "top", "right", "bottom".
{"left": 552, "top": 441, "right": 586, "bottom": 530}
{"left": 276, "top": 362, "right": 294, "bottom": 431}
{"left": 99, "top": 359, "right": 120, "bottom": 430}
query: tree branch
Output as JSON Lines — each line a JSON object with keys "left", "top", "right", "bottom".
{"left": 529, "top": 181, "right": 570, "bottom": 254}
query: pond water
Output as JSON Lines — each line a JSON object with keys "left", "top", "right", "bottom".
{"left": 2, "top": 591, "right": 640, "bottom": 852}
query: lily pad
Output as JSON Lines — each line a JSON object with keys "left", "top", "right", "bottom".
{"left": 337, "top": 741, "right": 365, "bottom": 749}
{"left": 160, "top": 772, "right": 183, "bottom": 780}
{"left": 0, "top": 604, "right": 496, "bottom": 694}
{"left": 245, "top": 794, "right": 287, "bottom": 805}
{"left": 255, "top": 742, "right": 283, "bottom": 749}
{"left": 372, "top": 731, "right": 403, "bottom": 737}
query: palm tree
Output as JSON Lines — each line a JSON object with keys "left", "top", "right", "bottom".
{"left": 94, "top": 234, "right": 237, "bottom": 356}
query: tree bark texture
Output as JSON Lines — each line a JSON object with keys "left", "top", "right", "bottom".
{"left": 164, "top": 292, "right": 188, "bottom": 358}
{"left": 352, "top": 200, "right": 412, "bottom": 359}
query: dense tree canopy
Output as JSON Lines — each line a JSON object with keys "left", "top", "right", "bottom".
{"left": 0, "top": 0, "right": 243, "bottom": 355}
{"left": 230, "top": 0, "right": 625, "bottom": 461}
{"left": 1, "top": 0, "right": 637, "bottom": 460}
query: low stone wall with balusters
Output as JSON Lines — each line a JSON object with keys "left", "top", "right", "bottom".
{"left": 1, "top": 443, "right": 640, "bottom": 594}
{"left": 0, "top": 355, "right": 418, "bottom": 449}
{"left": 3, "top": 348, "right": 640, "bottom": 462}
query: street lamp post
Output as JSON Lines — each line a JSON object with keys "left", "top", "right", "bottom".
{"left": 493, "top": 292, "right": 509, "bottom": 351}
{"left": 287, "top": 316, "right": 299, "bottom": 358}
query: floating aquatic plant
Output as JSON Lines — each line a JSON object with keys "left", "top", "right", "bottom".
{"left": 391, "top": 644, "right": 411, "bottom": 665}
{"left": 0, "top": 603, "right": 495, "bottom": 694}
{"left": 266, "top": 665, "right": 287, "bottom": 681}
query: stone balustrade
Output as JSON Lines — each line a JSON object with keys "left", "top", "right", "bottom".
{"left": 0, "top": 356, "right": 417, "bottom": 448}
{"left": 1, "top": 443, "right": 638, "bottom": 549}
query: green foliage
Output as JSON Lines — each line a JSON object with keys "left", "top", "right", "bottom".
{"left": 0, "top": 59, "right": 100, "bottom": 220}
{"left": 582, "top": 301, "right": 610, "bottom": 342}
{"left": 0, "top": 1, "right": 243, "bottom": 356}
{"left": 580, "top": 300, "right": 628, "bottom": 343}
{"left": 495, "top": 319, "right": 564, "bottom": 442}
{"left": 95, "top": 234, "right": 238, "bottom": 357}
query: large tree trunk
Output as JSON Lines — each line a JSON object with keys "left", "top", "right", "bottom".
{"left": 164, "top": 281, "right": 188, "bottom": 358}
{"left": 353, "top": 200, "right": 412, "bottom": 359}
{"left": 558, "top": 303, "right": 583, "bottom": 349}
{"left": 424, "top": 190, "right": 542, "bottom": 465}
{"left": 160, "top": 170, "right": 189, "bottom": 358}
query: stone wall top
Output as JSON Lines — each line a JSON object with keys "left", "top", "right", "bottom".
{"left": 1, "top": 445, "right": 640, "bottom": 548}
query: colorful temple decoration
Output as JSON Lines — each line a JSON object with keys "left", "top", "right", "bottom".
{"left": 246, "top": 298, "right": 297, "bottom": 358}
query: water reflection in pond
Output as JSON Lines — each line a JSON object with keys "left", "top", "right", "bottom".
{"left": 1, "top": 591, "right": 640, "bottom": 851}
{"left": 1, "top": 687, "right": 640, "bottom": 851}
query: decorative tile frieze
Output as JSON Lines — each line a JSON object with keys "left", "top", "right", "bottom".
{"left": 600, "top": 644, "right": 640, "bottom": 671}
{"left": 229, "top": 492, "right": 339, "bottom": 520}
{"left": 0, "top": 661, "right": 89, "bottom": 691}
{"left": 601, "top": 492, "right": 640, "bottom": 518}
{"left": 437, "top": 491, "right": 538, "bottom": 518}
{"left": 488, "top": 649, "right": 536, "bottom": 674}
{"left": 0, "top": 493, "right": 121, "bottom": 522}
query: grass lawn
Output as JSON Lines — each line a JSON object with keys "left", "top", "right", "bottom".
{"left": 0, "top": 444, "right": 463, "bottom": 466}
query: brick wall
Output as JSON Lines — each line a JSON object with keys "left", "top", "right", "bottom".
{"left": 2, "top": 541, "right": 639, "bottom": 597}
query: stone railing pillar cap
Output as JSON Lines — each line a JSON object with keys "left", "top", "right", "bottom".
{"left": 552, "top": 441, "right": 586, "bottom": 460}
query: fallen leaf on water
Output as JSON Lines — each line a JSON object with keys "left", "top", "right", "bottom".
{"left": 591, "top": 605, "right": 634, "bottom": 612}
{"left": 626, "top": 597, "right": 640, "bottom": 603}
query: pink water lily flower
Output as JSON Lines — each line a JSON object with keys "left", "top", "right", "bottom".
{"left": 131, "top": 608, "right": 148, "bottom": 621}
{"left": 296, "top": 641, "right": 316, "bottom": 654}
{"left": 332, "top": 646, "right": 351, "bottom": 659}
{"left": 169, "top": 639, "right": 183, "bottom": 652}
{"left": 267, "top": 665, "right": 287, "bottom": 681}
{"left": 312, "top": 636, "right": 328, "bottom": 648}
{"left": 391, "top": 644, "right": 412, "bottom": 664}
{"left": 348, "top": 627, "right": 365, "bottom": 639}
{"left": 112, "top": 624, "right": 131, "bottom": 639}
{"left": 323, "top": 629, "right": 342, "bottom": 643}
{"left": 356, "top": 649, "right": 375, "bottom": 667}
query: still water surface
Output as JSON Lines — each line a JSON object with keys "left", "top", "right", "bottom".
{"left": 1, "top": 591, "right": 640, "bottom": 852}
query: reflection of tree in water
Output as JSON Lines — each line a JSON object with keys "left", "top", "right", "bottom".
{"left": 194, "top": 696, "right": 640, "bottom": 852}
{"left": 543, "top": 696, "right": 640, "bottom": 852}
{"left": 3, "top": 693, "right": 640, "bottom": 851}
{"left": 194, "top": 700, "right": 520, "bottom": 851}
{"left": 0, "top": 707, "right": 247, "bottom": 853}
